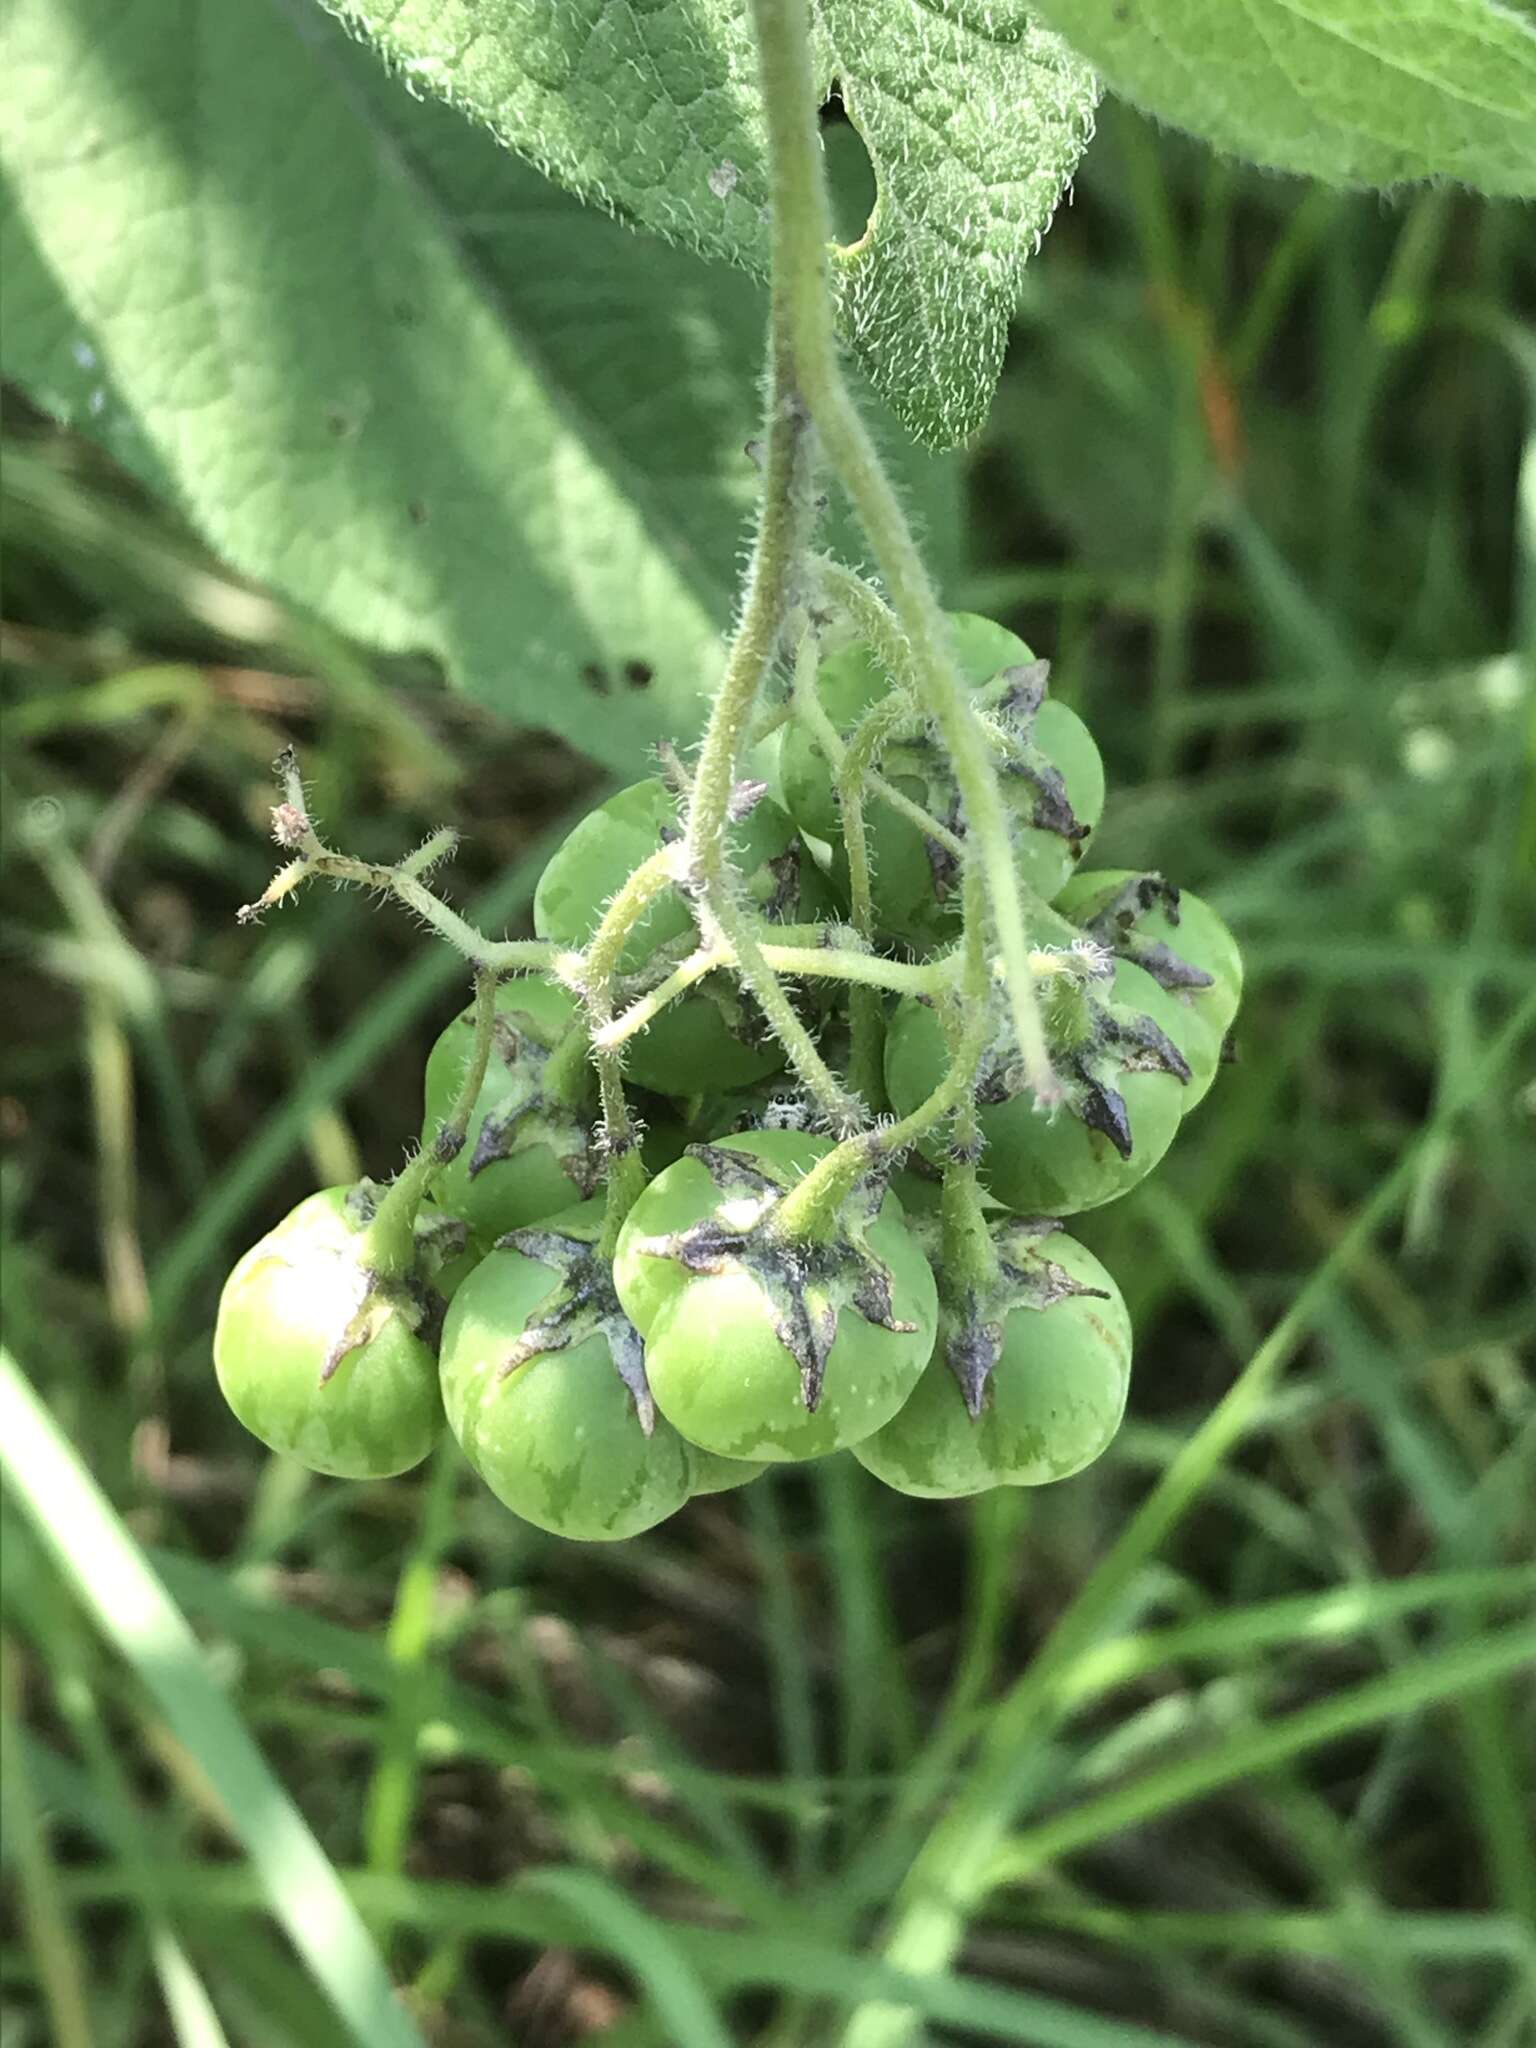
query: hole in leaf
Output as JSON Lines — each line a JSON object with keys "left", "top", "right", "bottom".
{"left": 819, "top": 83, "right": 876, "bottom": 250}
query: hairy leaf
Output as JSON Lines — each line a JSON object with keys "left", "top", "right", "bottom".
{"left": 316, "top": 1, "right": 1099, "bottom": 446}
{"left": 822, "top": 4, "right": 1099, "bottom": 446}
{"left": 1, "top": 0, "right": 955, "bottom": 764}
{"left": 1030, "top": 0, "right": 1536, "bottom": 196}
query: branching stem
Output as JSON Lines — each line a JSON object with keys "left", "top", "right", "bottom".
{"left": 594, "top": 947, "right": 723, "bottom": 1050}
{"left": 708, "top": 885, "right": 863, "bottom": 1130}
{"left": 799, "top": 565, "right": 962, "bottom": 857}
{"left": 576, "top": 849, "right": 678, "bottom": 1004}
{"left": 674, "top": 307, "right": 859, "bottom": 1125}
{"left": 814, "top": 562, "right": 1058, "bottom": 1107}
{"left": 762, "top": 944, "right": 945, "bottom": 998}
{"left": 594, "top": 939, "right": 949, "bottom": 1054}
{"left": 239, "top": 754, "right": 551, "bottom": 973}
{"left": 773, "top": 871, "right": 992, "bottom": 1245}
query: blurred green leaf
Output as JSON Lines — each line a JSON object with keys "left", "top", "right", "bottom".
{"left": 520, "top": 1868, "right": 734, "bottom": 2048}
{"left": 0, "top": 0, "right": 743, "bottom": 770}
{"left": 995, "top": 275, "right": 1180, "bottom": 573}
{"left": 991, "top": 1619, "right": 1536, "bottom": 1884}
{"left": 315, "top": 0, "right": 1098, "bottom": 444}
{"left": 1032, "top": 0, "right": 1536, "bottom": 195}
{"left": 0, "top": 1348, "right": 428, "bottom": 2048}
{"left": 0, "top": 0, "right": 952, "bottom": 761}
{"left": 61, "top": 1857, "right": 1218, "bottom": 2046}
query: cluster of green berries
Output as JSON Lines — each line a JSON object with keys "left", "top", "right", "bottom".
{"left": 214, "top": 614, "right": 1242, "bottom": 1539}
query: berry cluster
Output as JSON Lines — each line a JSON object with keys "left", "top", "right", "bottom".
{"left": 214, "top": 613, "right": 1241, "bottom": 1538}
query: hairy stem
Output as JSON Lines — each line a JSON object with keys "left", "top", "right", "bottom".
{"left": 365, "top": 967, "right": 498, "bottom": 1279}
{"left": 570, "top": 847, "right": 680, "bottom": 1248}
{"left": 796, "top": 625, "right": 963, "bottom": 859}
{"left": 595, "top": 1095, "right": 649, "bottom": 1260}
{"left": 813, "top": 558, "right": 1057, "bottom": 1106}
{"left": 841, "top": 694, "right": 926, "bottom": 811}
{"left": 939, "top": 1156, "right": 1001, "bottom": 1296}
{"left": 773, "top": 871, "right": 991, "bottom": 1244}
{"left": 792, "top": 638, "right": 885, "bottom": 1106}
{"left": 239, "top": 750, "right": 550, "bottom": 971}
{"left": 939, "top": 875, "right": 1002, "bottom": 1294}
{"left": 762, "top": 944, "right": 947, "bottom": 998}
{"left": 672, "top": 34, "right": 903, "bottom": 1134}
{"left": 772, "top": 995, "right": 989, "bottom": 1242}
{"left": 595, "top": 939, "right": 950, "bottom": 1054}
{"left": 804, "top": 592, "right": 966, "bottom": 860}
{"left": 675, "top": 296, "right": 857, "bottom": 1123}
{"left": 709, "top": 884, "right": 864, "bottom": 1130}
{"left": 593, "top": 947, "right": 723, "bottom": 1051}
{"left": 683, "top": 338, "right": 812, "bottom": 876}
{"left": 540, "top": 1019, "right": 598, "bottom": 1109}
{"left": 574, "top": 848, "right": 678, "bottom": 1006}
{"left": 753, "top": 0, "right": 1055, "bottom": 1091}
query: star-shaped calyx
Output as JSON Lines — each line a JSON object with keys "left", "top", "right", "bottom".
{"left": 319, "top": 1182, "right": 468, "bottom": 1382}
{"left": 633, "top": 1145, "right": 918, "bottom": 1413}
{"left": 494, "top": 1225, "right": 655, "bottom": 1434}
{"left": 988, "top": 662, "right": 1092, "bottom": 847}
{"left": 467, "top": 1013, "right": 596, "bottom": 1194}
{"left": 975, "top": 953, "right": 1192, "bottom": 1160}
{"left": 942, "top": 1217, "right": 1111, "bottom": 1417}
{"left": 1068, "top": 872, "right": 1215, "bottom": 997}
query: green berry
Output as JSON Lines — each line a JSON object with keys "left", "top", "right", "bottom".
{"left": 853, "top": 1224, "right": 1131, "bottom": 1496}
{"left": 214, "top": 1186, "right": 442, "bottom": 1479}
{"left": 689, "top": 1448, "right": 767, "bottom": 1495}
{"left": 534, "top": 778, "right": 826, "bottom": 1094}
{"left": 780, "top": 613, "right": 1105, "bottom": 950}
{"left": 421, "top": 975, "right": 594, "bottom": 1241}
{"left": 439, "top": 1200, "right": 693, "bottom": 1541}
{"left": 1056, "top": 870, "right": 1242, "bottom": 1105}
{"left": 614, "top": 1131, "right": 938, "bottom": 1463}
{"left": 885, "top": 959, "right": 1206, "bottom": 1215}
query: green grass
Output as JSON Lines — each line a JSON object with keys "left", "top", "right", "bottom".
{"left": 2, "top": 102, "right": 1533, "bottom": 2048}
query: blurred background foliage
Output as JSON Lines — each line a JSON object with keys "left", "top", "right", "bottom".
{"left": 3, "top": 93, "right": 1535, "bottom": 2048}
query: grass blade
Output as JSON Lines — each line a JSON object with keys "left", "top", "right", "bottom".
{"left": 0, "top": 1639, "right": 96, "bottom": 2048}
{"left": 989, "top": 1622, "right": 1536, "bottom": 1884}
{"left": 0, "top": 1348, "right": 427, "bottom": 2048}
{"left": 521, "top": 1866, "right": 734, "bottom": 2048}
{"left": 840, "top": 990, "right": 1536, "bottom": 2048}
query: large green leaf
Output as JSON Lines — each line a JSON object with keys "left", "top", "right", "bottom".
{"left": 317, "top": 1, "right": 1099, "bottom": 445}
{"left": 1030, "top": 0, "right": 1536, "bottom": 196}
{"left": 1, "top": 0, "right": 955, "bottom": 768}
